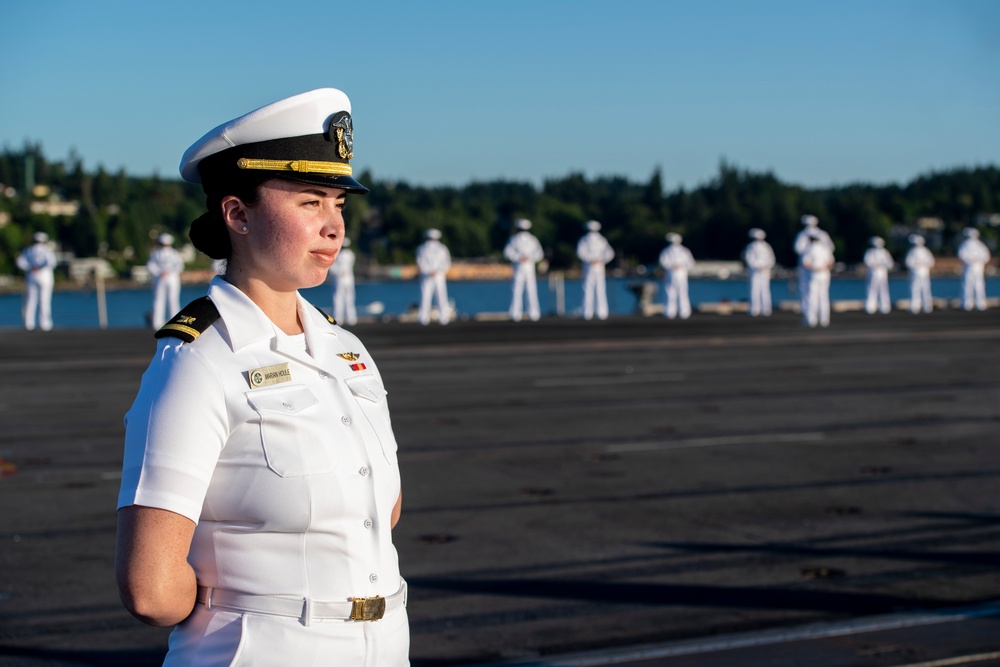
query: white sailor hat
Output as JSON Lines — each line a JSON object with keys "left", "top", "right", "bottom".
{"left": 909, "top": 234, "right": 925, "bottom": 246}
{"left": 963, "top": 227, "right": 980, "bottom": 239}
{"left": 157, "top": 233, "right": 174, "bottom": 246}
{"left": 426, "top": 228, "right": 442, "bottom": 240}
{"left": 870, "top": 236, "right": 885, "bottom": 247}
{"left": 585, "top": 220, "right": 602, "bottom": 232}
{"left": 665, "top": 232, "right": 682, "bottom": 243}
{"left": 179, "top": 88, "right": 368, "bottom": 195}
{"left": 514, "top": 218, "right": 532, "bottom": 231}
{"left": 749, "top": 228, "right": 765, "bottom": 240}
{"left": 801, "top": 214, "right": 819, "bottom": 227}
{"left": 33, "top": 231, "right": 49, "bottom": 243}
{"left": 342, "top": 237, "right": 352, "bottom": 248}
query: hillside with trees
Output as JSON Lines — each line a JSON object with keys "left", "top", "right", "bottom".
{"left": 0, "top": 144, "right": 997, "bottom": 278}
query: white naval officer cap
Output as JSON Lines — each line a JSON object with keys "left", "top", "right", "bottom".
{"left": 33, "top": 231, "right": 49, "bottom": 243}
{"left": 870, "top": 236, "right": 885, "bottom": 247}
{"left": 909, "top": 234, "right": 925, "bottom": 246}
{"left": 665, "top": 232, "right": 682, "bottom": 244}
{"left": 179, "top": 88, "right": 368, "bottom": 195}
{"left": 801, "top": 214, "right": 819, "bottom": 227}
{"left": 585, "top": 220, "right": 602, "bottom": 232}
{"left": 426, "top": 228, "right": 442, "bottom": 240}
{"left": 749, "top": 228, "right": 765, "bottom": 240}
{"left": 158, "top": 233, "right": 175, "bottom": 246}
{"left": 514, "top": 218, "right": 532, "bottom": 231}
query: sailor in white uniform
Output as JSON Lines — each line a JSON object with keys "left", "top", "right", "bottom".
{"left": 330, "top": 237, "right": 358, "bottom": 325}
{"left": 147, "top": 233, "right": 185, "bottom": 328}
{"left": 416, "top": 228, "right": 452, "bottom": 325}
{"left": 16, "top": 231, "right": 57, "bottom": 331}
{"left": 576, "top": 220, "right": 614, "bottom": 320}
{"left": 794, "top": 214, "right": 834, "bottom": 320}
{"left": 743, "top": 228, "right": 775, "bottom": 317}
{"left": 958, "top": 227, "right": 991, "bottom": 311}
{"left": 863, "top": 236, "right": 894, "bottom": 314}
{"left": 905, "top": 234, "right": 935, "bottom": 313}
{"left": 801, "top": 230, "right": 834, "bottom": 327}
{"left": 658, "top": 232, "right": 695, "bottom": 319}
{"left": 115, "top": 88, "right": 408, "bottom": 667}
{"left": 503, "top": 218, "right": 544, "bottom": 321}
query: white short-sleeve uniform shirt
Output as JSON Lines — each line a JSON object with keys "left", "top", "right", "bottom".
{"left": 118, "top": 277, "right": 408, "bottom": 667}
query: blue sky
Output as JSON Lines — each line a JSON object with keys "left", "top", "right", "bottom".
{"left": 1, "top": 0, "right": 997, "bottom": 191}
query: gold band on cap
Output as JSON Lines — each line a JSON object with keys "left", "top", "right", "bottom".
{"left": 236, "top": 158, "right": 353, "bottom": 177}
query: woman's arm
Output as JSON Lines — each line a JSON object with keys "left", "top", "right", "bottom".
{"left": 391, "top": 490, "right": 402, "bottom": 529}
{"left": 115, "top": 505, "right": 198, "bottom": 627}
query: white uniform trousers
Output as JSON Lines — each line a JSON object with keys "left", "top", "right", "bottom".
{"left": 418, "top": 272, "right": 450, "bottom": 325}
{"left": 663, "top": 271, "right": 691, "bottom": 319}
{"left": 748, "top": 270, "right": 772, "bottom": 316}
{"left": 23, "top": 272, "right": 54, "bottom": 331}
{"left": 909, "top": 272, "right": 933, "bottom": 313}
{"left": 152, "top": 274, "right": 182, "bottom": 329}
{"left": 509, "top": 262, "right": 540, "bottom": 321}
{"left": 333, "top": 277, "right": 358, "bottom": 325}
{"left": 804, "top": 271, "right": 831, "bottom": 327}
{"left": 582, "top": 263, "right": 608, "bottom": 320}
{"left": 865, "top": 269, "right": 891, "bottom": 314}
{"left": 962, "top": 266, "right": 987, "bottom": 311}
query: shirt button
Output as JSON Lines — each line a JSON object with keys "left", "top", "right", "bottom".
{"left": 364, "top": 518, "right": 373, "bottom": 529}
{"left": 320, "top": 371, "right": 329, "bottom": 379}
{"left": 341, "top": 415, "right": 352, "bottom": 426}
{"left": 359, "top": 466, "right": 370, "bottom": 476}
{"left": 369, "top": 573, "right": 379, "bottom": 583}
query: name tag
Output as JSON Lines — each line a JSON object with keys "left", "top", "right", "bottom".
{"left": 247, "top": 362, "right": 292, "bottom": 388}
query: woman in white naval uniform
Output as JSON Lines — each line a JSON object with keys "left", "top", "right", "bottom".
{"left": 115, "top": 89, "right": 408, "bottom": 667}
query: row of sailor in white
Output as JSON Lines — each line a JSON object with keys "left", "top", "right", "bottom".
{"left": 119, "top": 277, "right": 406, "bottom": 665}
{"left": 416, "top": 228, "right": 452, "bottom": 325}
{"left": 905, "top": 234, "right": 935, "bottom": 313}
{"left": 504, "top": 218, "right": 545, "bottom": 321}
{"left": 16, "top": 231, "right": 57, "bottom": 331}
{"left": 743, "top": 228, "right": 776, "bottom": 316}
{"left": 863, "top": 236, "right": 894, "bottom": 314}
{"left": 330, "top": 237, "right": 358, "bottom": 325}
{"left": 958, "top": 227, "right": 992, "bottom": 311}
{"left": 576, "top": 220, "right": 615, "bottom": 320}
{"left": 659, "top": 232, "right": 695, "bottom": 319}
{"left": 147, "top": 233, "right": 186, "bottom": 328}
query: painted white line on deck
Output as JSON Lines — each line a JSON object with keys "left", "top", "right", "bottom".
{"left": 533, "top": 373, "right": 684, "bottom": 388}
{"left": 467, "top": 601, "right": 1000, "bottom": 666}
{"left": 605, "top": 431, "right": 825, "bottom": 453}
{"left": 894, "top": 651, "right": 1000, "bottom": 667}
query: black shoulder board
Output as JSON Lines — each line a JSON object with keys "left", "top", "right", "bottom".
{"left": 312, "top": 303, "right": 336, "bottom": 325}
{"left": 154, "top": 297, "right": 221, "bottom": 343}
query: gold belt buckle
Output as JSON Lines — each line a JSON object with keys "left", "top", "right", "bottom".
{"left": 350, "top": 595, "right": 386, "bottom": 621}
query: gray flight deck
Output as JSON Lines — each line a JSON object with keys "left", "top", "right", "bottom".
{"left": 1, "top": 308, "right": 999, "bottom": 666}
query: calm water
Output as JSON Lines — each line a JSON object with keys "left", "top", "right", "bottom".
{"left": 0, "top": 275, "right": 993, "bottom": 330}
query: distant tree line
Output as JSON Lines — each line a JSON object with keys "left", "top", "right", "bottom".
{"left": 1, "top": 143, "right": 998, "bottom": 277}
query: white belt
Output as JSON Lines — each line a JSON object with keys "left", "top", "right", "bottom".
{"left": 196, "top": 579, "right": 406, "bottom": 626}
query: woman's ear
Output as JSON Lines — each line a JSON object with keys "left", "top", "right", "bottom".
{"left": 221, "top": 196, "right": 249, "bottom": 234}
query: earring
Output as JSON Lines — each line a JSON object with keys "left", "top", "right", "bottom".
{"left": 242, "top": 226, "right": 248, "bottom": 232}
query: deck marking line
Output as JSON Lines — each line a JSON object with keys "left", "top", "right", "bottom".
{"left": 464, "top": 601, "right": 1000, "bottom": 666}
{"left": 892, "top": 651, "right": 1000, "bottom": 667}
{"left": 605, "top": 431, "right": 825, "bottom": 453}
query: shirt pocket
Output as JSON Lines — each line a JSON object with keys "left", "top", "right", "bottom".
{"left": 343, "top": 375, "right": 399, "bottom": 465}
{"left": 245, "top": 385, "right": 337, "bottom": 477}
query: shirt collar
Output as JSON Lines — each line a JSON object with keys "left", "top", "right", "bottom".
{"left": 207, "top": 276, "right": 337, "bottom": 354}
